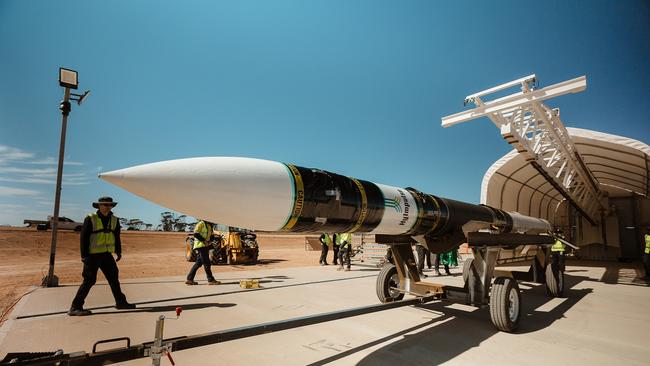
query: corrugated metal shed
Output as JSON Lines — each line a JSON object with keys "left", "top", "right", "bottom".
{"left": 481, "top": 128, "right": 649, "bottom": 224}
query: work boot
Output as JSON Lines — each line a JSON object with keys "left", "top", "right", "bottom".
{"left": 68, "top": 308, "right": 92, "bottom": 316}
{"left": 435, "top": 269, "right": 441, "bottom": 276}
{"left": 185, "top": 280, "right": 198, "bottom": 285}
{"left": 208, "top": 280, "right": 221, "bottom": 285}
{"left": 344, "top": 267, "right": 351, "bottom": 272}
{"left": 445, "top": 266, "right": 451, "bottom": 276}
{"left": 115, "top": 302, "right": 136, "bottom": 310}
{"left": 320, "top": 262, "right": 326, "bottom": 266}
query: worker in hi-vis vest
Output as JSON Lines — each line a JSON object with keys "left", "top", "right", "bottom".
{"left": 552, "top": 229, "right": 567, "bottom": 272}
{"left": 69, "top": 197, "right": 135, "bottom": 316}
{"left": 332, "top": 233, "right": 340, "bottom": 266}
{"left": 337, "top": 233, "right": 353, "bottom": 271}
{"left": 186, "top": 219, "right": 220, "bottom": 285}
{"left": 319, "top": 233, "right": 331, "bottom": 266}
{"left": 643, "top": 227, "right": 650, "bottom": 280}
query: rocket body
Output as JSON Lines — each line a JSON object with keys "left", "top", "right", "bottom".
{"left": 100, "top": 157, "right": 551, "bottom": 239}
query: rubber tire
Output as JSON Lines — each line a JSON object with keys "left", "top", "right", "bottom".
{"left": 489, "top": 277, "right": 521, "bottom": 333}
{"left": 376, "top": 264, "right": 404, "bottom": 303}
{"left": 462, "top": 258, "right": 474, "bottom": 284}
{"left": 74, "top": 225, "right": 82, "bottom": 232}
{"left": 545, "top": 260, "right": 564, "bottom": 297}
{"left": 185, "top": 241, "right": 196, "bottom": 262}
{"left": 531, "top": 256, "right": 545, "bottom": 284}
{"left": 37, "top": 224, "right": 47, "bottom": 231}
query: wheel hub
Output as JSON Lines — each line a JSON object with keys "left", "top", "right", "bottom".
{"left": 388, "top": 273, "right": 401, "bottom": 299}
{"left": 508, "top": 287, "right": 519, "bottom": 322}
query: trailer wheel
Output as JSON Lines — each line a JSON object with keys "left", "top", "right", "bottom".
{"left": 185, "top": 240, "right": 196, "bottom": 262}
{"left": 545, "top": 259, "right": 564, "bottom": 297}
{"left": 37, "top": 224, "right": 48, "bottom": 231}
{"left": 376, "top": 264, "right": 404, "bottom": 303}
{"left": 531, "top": 255, "right": 545, "bottom": 284}
{"left": 489, "top": 277, "right": 521, "bottom": 332}
{"left": 462, "top": 258, "right": 474, "bottom": 284}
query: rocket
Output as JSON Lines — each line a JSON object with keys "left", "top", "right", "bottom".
{"left": 100, "top": 157, "right": 551, "bottom": 253}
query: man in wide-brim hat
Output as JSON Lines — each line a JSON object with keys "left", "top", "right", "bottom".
{"left": 92, "top": 196, "right": 118, "bottom": 209}
{"left": 69, "top": 196, "right": 135, "bottom": 316}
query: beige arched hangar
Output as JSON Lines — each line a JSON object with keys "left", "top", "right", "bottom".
{"left": 481, "top": 127, "right": 650, "bottom": 260}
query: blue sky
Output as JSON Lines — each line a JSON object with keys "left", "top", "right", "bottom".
{"left": 1, "top": 0, "right": 649, "bottom": 227}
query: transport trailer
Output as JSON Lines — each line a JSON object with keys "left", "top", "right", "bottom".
{"left": 0, "top": 296, "right": 437, "bottom": 366}
{"left": 1, "top": 236, "right": 565, "bottom": 366}
{"left": 374, "top": 233, "right": 563, "bottom": 333}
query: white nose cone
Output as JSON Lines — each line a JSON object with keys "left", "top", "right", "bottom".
{"left": 99, "top": 157, "right": 295, "bottom": 231}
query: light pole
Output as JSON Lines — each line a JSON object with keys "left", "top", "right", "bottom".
{"left": 43, "top": 68, "right": 90, "bottom": 288}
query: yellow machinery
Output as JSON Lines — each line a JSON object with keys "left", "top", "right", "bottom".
{"left": 185, "top": 227, "right": 259, "bottom": 265}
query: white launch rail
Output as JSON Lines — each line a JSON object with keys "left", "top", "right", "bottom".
{"left": 441, "top": 74, "right": 602, "bottom": 225}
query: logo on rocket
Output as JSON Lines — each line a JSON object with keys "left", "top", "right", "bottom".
{"left": 384, "top": 196, "right": 402, "bottom": 213}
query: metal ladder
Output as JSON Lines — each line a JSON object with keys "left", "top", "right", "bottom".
{"left": 441, "top": 74, "right": 603, "bottom": 225}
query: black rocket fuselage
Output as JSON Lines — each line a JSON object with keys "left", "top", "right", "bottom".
{"left": 99, "top": 157, "right": 552, "bottom": 254}
{"left": 279, "top": 165, "right": 548, "bottom": 250}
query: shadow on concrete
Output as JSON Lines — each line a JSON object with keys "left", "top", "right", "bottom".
{"left": 246, "top": 259, "right": 287, "bottom": 265}
{"left": 309, "top": 274, "right": 593, "bottom": 366}
{"left": 421, "top": 273, "right": 462, "bottom": 279}
{"left": 497, "top": 259, "right": 649, "bottom": 287}
{"left": 88, "top": 275, "right": 292, "bottom": 286}
{"left": 354, "top": 268, "right": 382, "bottom": 272}
{"left": 17, "top": 274, "right": 377, "bottom": 320}
{"left": 98, "top": 302, "right": 236, "bottom": 315}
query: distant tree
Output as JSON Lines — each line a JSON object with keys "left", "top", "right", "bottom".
{"left": 126, "top": 218, "right": 143, "bottom": 230}
{"left": 160, "top": 212, "right": 175, "bottom": 231}
{"left": 186, "top": 221, "right": 197, "bottom": 232}
{"left": 174, "top": 215, "right": 188, "bottom": 232}
{"left": 119, "top": 217, "right": 128, "bottom": 228}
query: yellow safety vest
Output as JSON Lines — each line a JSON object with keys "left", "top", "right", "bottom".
{"left": 645, "top": 234, "right": 650, "bottom": 254}
{"left": 339, "top": 233, "right": 352, "bottom": 248}
{"left": 193, "top": 221, "right": 213, "bottom": 250}
{"left": 320, "top": 233, "right": 332, "bottom": 245}
{"left": 551, "top": 239, "right": 565, "bottom": 252}
{"left": 88, "top": 213, "right": 118, "bottom": 254}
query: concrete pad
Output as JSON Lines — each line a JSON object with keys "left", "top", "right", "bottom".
{"left": 1, "top": 261, "right": 649, "bottom": 365}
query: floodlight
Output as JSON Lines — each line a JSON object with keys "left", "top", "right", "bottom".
{"left": 59, "top": 68, "right": 78, "bottom": 89}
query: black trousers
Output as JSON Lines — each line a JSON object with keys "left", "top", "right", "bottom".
{"left": 332, "top": 245, "right": 340, "bottom": 265}
{"left": 71, "top": 252, "right": 127, "bottom": 309}
{"left": 434, "top": 254, "right": 449, "bottom": 273}
{"left": 644, "top": 253, "right": 650, "bottom": 277}
{"left": 187, "top": 246, "right": 215, "bottom": 281}
{"left": 416, "top": 245, "right": 432, "bottom": 273}
{"left": 552, "top": 252, "right": 566, "bottom": 272}
{"left": 338, "top": 246, "right": 351, "bottom": 268}
{"left": 319, "top": 243, "right": 329, "bottom": 264}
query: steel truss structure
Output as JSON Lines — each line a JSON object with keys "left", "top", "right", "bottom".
{"left": 441, "top": 74, "right": 602, "bottom": 225}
